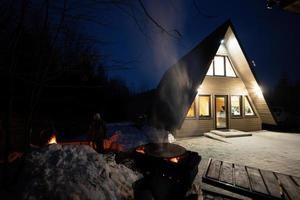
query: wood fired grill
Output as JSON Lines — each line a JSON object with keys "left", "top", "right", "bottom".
{"left": 133, "top": 143, "right": 201, "bottom": 200}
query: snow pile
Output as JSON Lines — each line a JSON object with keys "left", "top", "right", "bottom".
{"left": 21, "top": 144, "right": 142, "bottom": 200}
{"left": 106, "top": 123, "right": 176, "bottom": 150}
{"left": 142, "top": 126, "right": 173, "bottom": 143}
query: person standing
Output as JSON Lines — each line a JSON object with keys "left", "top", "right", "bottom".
{"left": 90, "top": 113, "right": 106, "bottom": 153}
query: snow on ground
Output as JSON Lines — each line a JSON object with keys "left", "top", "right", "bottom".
{"left": 3, "top": 124, "right": 299, "bottom": 200}
{"left": 20, "top": 144, "right": 142, "bottom": 200}
{"left": 106, "top": 124, "right": 300, "bottom": 198}
{"left": 106, "top": 123, "right": 173, "bottom": 150}
{"left": 175, "top": 130, "right": 300, "bottom": 199}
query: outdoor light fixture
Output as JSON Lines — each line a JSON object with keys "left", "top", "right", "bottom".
{"left": 254, "top": 84, "right": 263, "bottom": 97}
{"left": 197, "top": 85, "right": 202, "bottom": 93}
{"left": 220, "top": 39, "right": 225, "bottom": 44}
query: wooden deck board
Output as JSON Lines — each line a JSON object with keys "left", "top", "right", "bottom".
{"left": 203, "top": 158, "right": 300, "bottom": 200}
{"left": 207, "top": 159, "right": 222, "bottom": 180}
{"left": 219, "top": 161, "right": 233, "bottom": 184}
{"left": 260, "top": 170, "right": 282, "bottom": 198}
{"left": 233, "top": 164, "right": 250, "bottom": 189}
{"left": 275, "top": 173, "right": 300, "bottom": 200}
{"left": 291, "top": 176, "right": 300, "bottom": 187}
{"left": 246, "top": 167, "right": 269, "bottom": 195}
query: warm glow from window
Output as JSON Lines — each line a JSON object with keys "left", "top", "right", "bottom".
{"left": 207, "top": 62, "right": 214, "bottom": 76}
{"left": 186, "top": 101, "right": 195, "bottom": 117}
{"left": 225, "top": 57, "right": 236, "bottom": 77}
{"left": 199, "top": 96, "right": 210, "bottom": 117}
{"left": 214, "top": 56, "right": 225, "bottom": 76}
{"left": 206, "top": 55, "right": 237, "bottom": 77}
{"left": 231, "top": 96, "right": 241, "bottom": 116}
{"left": 245, "top": 96, "right": 255, "bottom": 116}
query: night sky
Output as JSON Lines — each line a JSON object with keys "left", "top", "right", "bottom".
{"left": 82, "top": 0, "right": 300, "bottom": 92}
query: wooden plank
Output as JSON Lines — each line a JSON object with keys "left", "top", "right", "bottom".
{"left": 219, "top": 161, "right": 233, "bottom": 184}
{"left": 276, "top": 173, "right": 300, "bottom": 200}
{"left": 246, "top": 167, "right": 268, "bottom": 195}
{"left": 234, "top": 164, "right": 250, "bottom": 189}
{"left": 207, "top": 159, "right": 222, "bottom": 180}
{"left": 260, "top": 170, "right": 282, "bottom": 198}
{"left": 291, "top": 176, "right": 300, "bottom": 187}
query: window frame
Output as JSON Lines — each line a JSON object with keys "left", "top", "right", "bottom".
{"left": 225, "top": 57, "right": 237, "bottom": 77}
{"left": 230, "top": 95, "right": 242, "bottom": 118}
{"left": 244, "top": 96, "right": 256, "bottom": 117}
{"left": 186, "top": 100, "right": 196, "bottom": 119}
{"left": 214, "top": 55, "right": 226, "bottom": 76}
{"left": 198, "top": 95, "right": 211, "bottom": 119}
{"left": 206, "top": 55, "right": 237, "bottom": 78}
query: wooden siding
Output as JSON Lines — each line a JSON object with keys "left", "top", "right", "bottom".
{"left": 175, "top": 119, "right": 213, "bottom": 137}
{"left": 176, "top": 74, "right": 262, "bottom": 137}
{"left": 230, "top": 118, "right": 261, "bottom": 131}
{"left": 225, "top": 27, "right": 276, "bottom": 125}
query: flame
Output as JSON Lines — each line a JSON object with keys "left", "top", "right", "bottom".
{"left": 103, "top": 132, "right": 124, "bottom": 152}
{"left": 169, "top": 157, "right": 180, "bottom": 163}
{"left": 48, "top": 134, "right": 57, "bottom": 144}
{"left": 136, "top": 146, "right": 145, "bottom": 154}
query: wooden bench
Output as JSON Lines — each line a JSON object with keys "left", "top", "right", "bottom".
{"left": 202, "top": 158, "right": 300, "bottom": 200}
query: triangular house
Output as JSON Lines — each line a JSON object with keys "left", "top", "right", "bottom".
{"left": 150, "top": 20, "right": 276, "bottom": 137}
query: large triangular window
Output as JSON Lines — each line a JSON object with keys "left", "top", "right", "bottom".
{"left": 206, "top": 56, "right": 237, "bottom": 77}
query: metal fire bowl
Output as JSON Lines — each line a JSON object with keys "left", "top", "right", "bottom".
{"left": 143, "top": 143, "right": 186, "bottom": 158}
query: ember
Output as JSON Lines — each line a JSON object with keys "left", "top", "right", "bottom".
{"left": 167, "top": 156, "right": 180, "bottom": 163}
{"left": 47, "top": 134, "right": 57, "bottom": 145}
{"left": 103, "top": 131, "right": 124, "bottom": 152}
{"left": 135, "top": 146, "right": 145, "bottom": 154}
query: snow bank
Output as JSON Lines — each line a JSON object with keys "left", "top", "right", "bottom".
{"left": 106, "top": 123, "right": 176, "bottom": 150}
{"left": 21, "top": 144, "right": 142, "bottom": 200}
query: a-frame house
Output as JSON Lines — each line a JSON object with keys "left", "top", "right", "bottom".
{"left": 150, "top": 20, "right": 276, "bottom": 137}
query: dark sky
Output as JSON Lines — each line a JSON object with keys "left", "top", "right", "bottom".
{"left": 83, "top": 0, "right": 300, "bottom": 92}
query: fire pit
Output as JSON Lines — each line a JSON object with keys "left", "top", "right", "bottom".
{"left": 133, "top": 143, "right": 201, "bottom": 200}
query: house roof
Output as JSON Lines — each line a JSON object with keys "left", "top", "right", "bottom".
{"left": 150, "top": 20, "right": 276, "bottom": 130}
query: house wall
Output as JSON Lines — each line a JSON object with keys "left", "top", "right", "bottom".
{"left": 225, "top": 27, "right": 276, "bottom": 125}
{"left": 175, "top": 75, "right": 262, "bottom": 137}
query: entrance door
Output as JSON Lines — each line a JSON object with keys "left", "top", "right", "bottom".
{"left": 215, "top": 96, "right": 228, "bottom": 129}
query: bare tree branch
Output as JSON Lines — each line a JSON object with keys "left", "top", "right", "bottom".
{"left": 138, "top": 0, "right": 182, "bottom": 40}
{"left": 193, "top": 0, "right": 218, "bottom": 19}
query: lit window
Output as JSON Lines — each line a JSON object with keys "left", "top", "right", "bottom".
{"left": 231, "top": 96, "right": 241, "bottom": 117}
{"left": 214, "top": 56, "right": 225, "bottom": 76}
{"left": 206, "top": 56, "right": 237, "bottom": 77}
{"left": 186, "top": 101, "right": 195, "bottom": 118}
{"left": 199, "top": 95, "right": 210, "bottom": 117}
{"left": 207, "top": 62, "right": 214, "bottom": 76}
{"left": 225, "top": 57, "right": 236, "bottom": 77}
{"left": 244, "top": 96, "right": 255, "bottom": 116}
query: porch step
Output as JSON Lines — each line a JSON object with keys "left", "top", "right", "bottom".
{"left": 204, "top": 132, "right": 228, "bottom": 143}
{"left": 210, "top": 129, "right": 252, "bottom": 138}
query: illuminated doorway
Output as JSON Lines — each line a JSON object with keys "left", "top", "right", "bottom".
{"left": 215, "top": 96, "right": 228, "bottom": 129}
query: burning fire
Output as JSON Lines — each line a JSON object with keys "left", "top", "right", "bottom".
{"left": 48, "top": 134, "right": 57, "bottom": 144}
{"left": 136, "top": 146, "right": 145, "bottom": 154}
{"left": 103, "top": 131, "right": 124, "bottom": 152}
{"left": 168, "top": 157, "right": 180, "bottom": 163}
